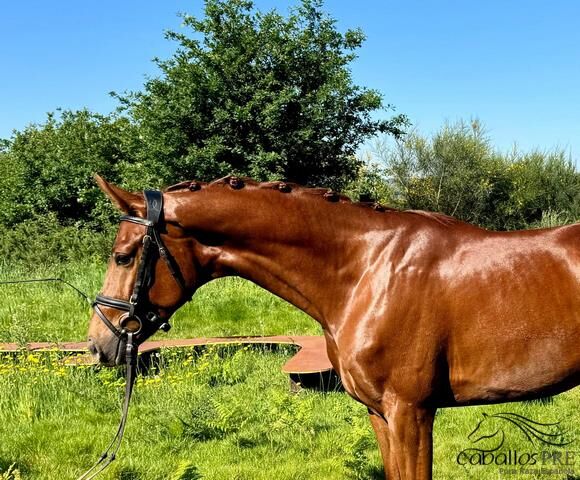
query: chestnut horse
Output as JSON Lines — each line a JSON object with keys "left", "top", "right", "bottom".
{"left": 88, "top": 175, "right": 580, "bottom": 479}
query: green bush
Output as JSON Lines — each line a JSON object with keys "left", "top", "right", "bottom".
{"left": 343, "top": 159, "right": 397, "bottom": 204}
{"left": 0, "top": 0, "right": 408, "bottom": 240}
{"left": 373, "top": 120, "right": 580, "bottom": 230}
{"left": 0, "top": 110, "right": 138, "bottom": 228}
{"left": 0, "top": 214, "right": 113, "bottom": 265}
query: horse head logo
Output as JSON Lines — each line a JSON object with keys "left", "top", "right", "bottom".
{"left": 467, "top": 412, "right": 505, "bottom": 452}
{"left": 468, "top": 412, "right": 572, "bottom": 449}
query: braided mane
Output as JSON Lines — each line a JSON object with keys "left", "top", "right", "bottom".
{"left": 164, "top": 175, "right": 460, "bottom": 226}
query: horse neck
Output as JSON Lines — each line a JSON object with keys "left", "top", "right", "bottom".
{"left": 167, "top": 183, "right": 383, "bottom": 328}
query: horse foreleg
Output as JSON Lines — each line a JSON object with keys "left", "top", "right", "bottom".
{"left": 382, "top": 402, "right": 436, "bottom": 480}
{"left": 368, "top": 409, "right": 390, "bottom": 479}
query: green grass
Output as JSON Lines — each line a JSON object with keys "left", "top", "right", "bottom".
{"left": 0, "top": 346, "right": 380, "bottom": 480}
{"left": 0, "top": 347, "right": 577, "bottom": 480}
{"left": 0, "top": 261, "right": 319, "bottom": 343}
{"left": 0, "top": 260, "right": 578, "bottom": 479}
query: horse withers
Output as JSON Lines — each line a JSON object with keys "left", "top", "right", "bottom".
{"left": 88, "top": 175, "right": 580, "bottom": 479}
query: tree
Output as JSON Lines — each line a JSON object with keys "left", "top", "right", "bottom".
{"left": 0, "top": 110, "right": 137, "bottom": 227}
{"left": 116, "top": 0, "right": 408, "bottom": 189}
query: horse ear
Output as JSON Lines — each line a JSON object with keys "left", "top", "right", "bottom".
{"left": 94, "top": 174, "right": 144, "bottom": 214}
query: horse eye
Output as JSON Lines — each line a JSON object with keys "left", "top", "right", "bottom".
{"left": 114, "top": 253, "right": 133, "bottom": 267}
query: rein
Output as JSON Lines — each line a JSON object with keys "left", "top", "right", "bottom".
{"left": 1, "top": 189, "right": 187, "bottom": 479}
{"left": 0, "top": 278, "right": 138, "bottom": 480}
{"left": 0, "top": 277, "right": 92, "bottom": 304}
{"left": 76, "top": 332, "right": 137, "bottom": 480}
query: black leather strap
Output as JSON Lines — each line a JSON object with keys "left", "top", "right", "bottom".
{"left": 151, "top": 229, "right": 187, "bottom": 293}
{"left": 129, "top": 234, "right": 154, "bottom": 314}
{"left": 94, "top": 295, "right": 132, "bottom": 312}
{"left": 76, "top": 332, "right": 137, "bottom": 480}
{"left": 144, "top": 190, "right": 163, "bottom": 225}
{"left": 119, "top": 216, "right": 153, "bottom": 227}
{"left": 92, "top": 303, "right": 124, "bottom": 340}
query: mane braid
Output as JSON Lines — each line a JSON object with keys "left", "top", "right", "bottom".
{"left": 165, "top": 180, "right": 208, "bottom": 192}
{"left": 208, "top": 176, "right": 260, "bottom": 188}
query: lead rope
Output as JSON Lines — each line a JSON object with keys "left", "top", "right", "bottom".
{"left": 0, "top": 278, "right": 138, "bottom": 480}
{"left": 0, "top": 278, "right": 92, "bottom": 305}
{"left": 76, "top": 332, "right": 137, "bottom": 480}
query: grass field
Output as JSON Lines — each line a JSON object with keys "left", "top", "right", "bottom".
{"left": 0, "top": 261, "right": 319, "bottom": 343}
{"left": 0, "top": 261, "right": 578, "bottom": 479}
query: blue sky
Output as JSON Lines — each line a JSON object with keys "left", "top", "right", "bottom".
{"left": 1, "top": 0, "right": 579, "bottom": 160}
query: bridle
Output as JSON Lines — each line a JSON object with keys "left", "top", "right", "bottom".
{"left": 93, "top": 189, "right": 188, "bottom": 364}
{"left": 78, "top": 189, "right": 189, "bottom": 480}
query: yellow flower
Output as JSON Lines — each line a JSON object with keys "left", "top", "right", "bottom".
{"left": 26, "top": 354, "right": 40, "bottom": 364}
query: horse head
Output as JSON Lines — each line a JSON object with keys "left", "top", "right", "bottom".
{"left": 87, "top": 176, "right": 204, "bottom": 366}
{"left": 467, "top": 411, "right": 572, "bottom": 449}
